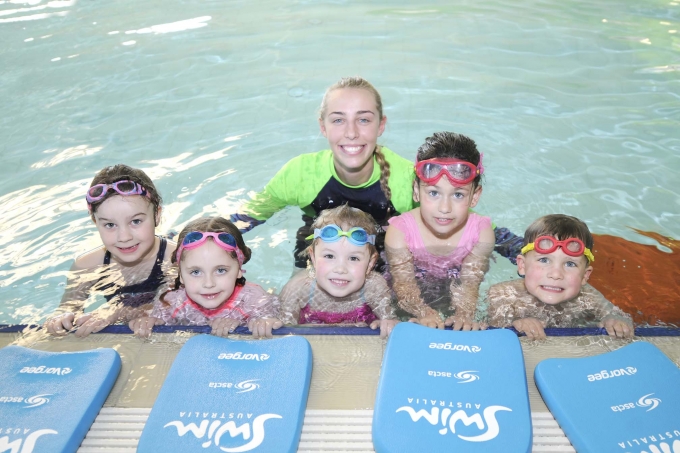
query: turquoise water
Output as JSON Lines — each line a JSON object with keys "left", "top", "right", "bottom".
{"left": 0, "top": 0, "right": 678, "bottom": 324}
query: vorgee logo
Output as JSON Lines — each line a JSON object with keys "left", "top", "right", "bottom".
{"left": 587, "top": 367, "right": 636, "bottom": 382}
{"left": 218, "top": 352, "right": 270, "bottom": 361}
{"left": 428, "top": 343, "right": 481, "bottom": 353}
{"left": 19, "top": 366, "right": 72, "bottom": 375}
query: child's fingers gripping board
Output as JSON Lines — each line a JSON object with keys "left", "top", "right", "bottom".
{"left": 534, "top": 341, "right": 680, "bottom": 453}
{"left": 137, "top": 334, "right": 312, "bottom": 453}
{"left": 0, "top": 345, "right": 121, "bottom": 453}
{"left": 372, "top": 323, "right": 532, "bottom": 453}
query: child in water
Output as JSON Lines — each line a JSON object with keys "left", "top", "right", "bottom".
{"left": 129, "top": 217, "right": 281, "bottom": 338}
{"left": 44, "top": 164, "right": 175, "bottom": 337}
{"left": 278, "top": 205, "right": 398, "bottom": 338}
{"left": 486, "top": 214, "right": 634, "bottom": 339}
{"left": 385, "top": 132, "right": 495, "bottom": 330}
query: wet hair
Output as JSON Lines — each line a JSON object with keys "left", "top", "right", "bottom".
{"left": 523, "top": 214, "right": 594, "bottom": 250}
{"left": 415, "top": 132, "right": 483, "bottom": 188}
{"left": 319, "top": 77, "right": 392, "bottom": 202}
{"left": 88, "top": 164, "right": 162, "bottom": 224}
{"left": 304, "top": 204, "right": 379, "bottom": 259}
{"left": 171, "top": 216, "right": 251, "bottom": 290}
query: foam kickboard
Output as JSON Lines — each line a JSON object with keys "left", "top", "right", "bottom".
{"left": 138, "top": 334, "right": 313, "bottom": 453}
{"left": 372, "top": 323, "right": 532, "bottom": 453}
{"left": 535, "top": 341, "right": 680, "bottom": 453}
{"left": 0, "top": 345, "right": 121, "bottom": 453}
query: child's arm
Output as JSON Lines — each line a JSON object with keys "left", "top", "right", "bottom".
{"left": 583, "top": 284, "right": 634, "bottom": 338}
{"left": 238, "top": 284, "right": 283, "bottom": 339}
{"left": 278, "top": 271, "right": 308, "bottom": 325}
{"left": 364, "top": 273, "right": 399, "bottom": 338}
{"left": 44, "top": 252, "right": 106, "bottom": 335}
{"left": 446, "top": 227, "right": 495, "bottom": 330}
{"left": 384, "top": 225, "right": 444, "bottom": 329}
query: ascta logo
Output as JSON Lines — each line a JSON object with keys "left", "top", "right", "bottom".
{"left": 0, "top": 429, "right": 58, "bottom": 453}
{"left": 19, "top": 366, "right": 72, "bottom": 376}
{"left": 217, "top": 352, "right": 270, "bottom": 361}
{"left": 208, "top": 380, "right": 261, "bottom": 393}
{"left": 611, "top": 393, "right": 661, "bottom": 413}
{"left": 0, "top": 394, "right": 52, "bottom": 408}
{"left": 428, "top": 343, "right": 481, "bottom": 353}
{"left": 396, "top": 405, "right": 511, "bottom": 442}
{"left": 587, "top": 367, "right": 636, "bottom": 382}
{"left": 164, "top": 413, "right": 281, "bottom": 452}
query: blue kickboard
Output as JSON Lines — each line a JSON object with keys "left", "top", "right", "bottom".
{"left": 372, "top": 323, "right": 532, "bottom": 453}
{"left": 137, "top": 334, "right": 313, "bottom": 453}
{"left": 534, "top": 341, "right": 680, "bottom": 453}
{"left": 0, "top": 345, "right": 121, "bottom": 453}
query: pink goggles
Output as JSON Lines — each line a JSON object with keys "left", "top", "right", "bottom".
{"left": 415, "top": 154, "right": 484, "bottom": 186}
{"left": 86, "top": 180, "right": 148, "bottom": 205}
{"left": 175, "top": 231, "right": 245, "bottom": 266}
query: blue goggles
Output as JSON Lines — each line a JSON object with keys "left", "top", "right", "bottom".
{"left": 306, "top": 224, "right": 376, "bottom": 246}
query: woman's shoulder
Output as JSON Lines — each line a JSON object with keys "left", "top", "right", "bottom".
{"left": 381, "top": 147, "right": 415, "bottom": 177}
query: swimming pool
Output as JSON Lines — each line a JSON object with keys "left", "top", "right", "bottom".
{"left": 0, "top": 0, "right": 678, "bottom": 325}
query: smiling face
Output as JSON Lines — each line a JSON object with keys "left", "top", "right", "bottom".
{"left": 93, "top": 195, "right": 159, "bottom": 266}
{"left": 517, "top": 249, "right": 593, "bottom": 305}
{"left": 414, "top": 177, "right": 482, "bottom": 239}
{"left": 179, "top": 240, "right": 243, "bottom": 309}
{"left": 319, "top": 88, "right": 387, "bottom": 185}
{"left": 310, "top": 238, "right": 377, "bottom": 298}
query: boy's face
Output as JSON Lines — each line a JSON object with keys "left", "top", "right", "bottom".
{"left": 516, "top": 248, "right": 592, "bottom": 305}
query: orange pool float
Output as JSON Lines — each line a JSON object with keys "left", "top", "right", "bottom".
{"left": 590, "top": 230, "right": 680, "bottom": 326}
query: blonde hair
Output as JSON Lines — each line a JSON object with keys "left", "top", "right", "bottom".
{"left": 319, "top": 77, "right": 392, "bottom": 202}
{"left": 305, "top": 204, "right": 379, "bottom": 258}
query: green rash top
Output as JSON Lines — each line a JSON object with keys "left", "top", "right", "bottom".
{"left": 240, "top": 147, "right": 416, "bottom": 224}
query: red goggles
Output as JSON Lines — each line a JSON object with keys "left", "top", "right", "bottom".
{"left": 521, "top": 236, "right": 595, "bottom": 263}
{"left": 415, "top": 154, "right": 484, "bottom": 186}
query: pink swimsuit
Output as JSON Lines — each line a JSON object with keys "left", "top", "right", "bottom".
{"left": 151, "top": 283, "right": 279, "bottom": 326}
{"left": 388, "top": 212, "right": 491, "bottom": 279}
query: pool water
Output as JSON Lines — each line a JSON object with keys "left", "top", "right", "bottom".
{"left": 0, "top": 0, "right": 678, "bottom": 325}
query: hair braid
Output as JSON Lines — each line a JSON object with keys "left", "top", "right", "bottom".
{"left": 373, "top": 145, "right": 392, "bottom": 202}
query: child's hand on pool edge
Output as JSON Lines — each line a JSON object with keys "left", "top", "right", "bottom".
{"left": 73, "top": 312, "right": 114, "bottom": 338}
{"left": 44, "top": 312, "right": 75, "bottom": 336}
{"left": 129, "top": 316, "right": 163, "bottom": 338}
{"left": 444, "top": 315, "right": 487, "bottom": 331}
{"left": 247, "top": 317, "right": 283, "bottom": 339}
{"left": 409, "top": 312, "right": 445, "bottom": 330}
{"left": 370, "top": 319, "right": 399, "bottom": 339}
{"left": 512, "top": 317, "right": 546, "bottom": 340}
{"left": 209, "top": 318, "right": 241, "bottom": 337}
{"left": 601, "top": 317, "right": 634, "bottom": 339}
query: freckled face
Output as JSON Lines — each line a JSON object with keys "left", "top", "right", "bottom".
{"left": 414, "top": 178, "right": 481, "bottom": 238}
{"left": 310, "top": 239, "right": 376, "bottom": 298}
{"left": 517, "top": 249, "right": 592, "bottom": 305}
{"left": 93, "top": 195, "right": 158, "bottom": 266}
{"left": 180, "top": 240, "right": 243, "bottom": 309}
{"left": 319, "top": 88, "right": 387, "bottom": 184}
